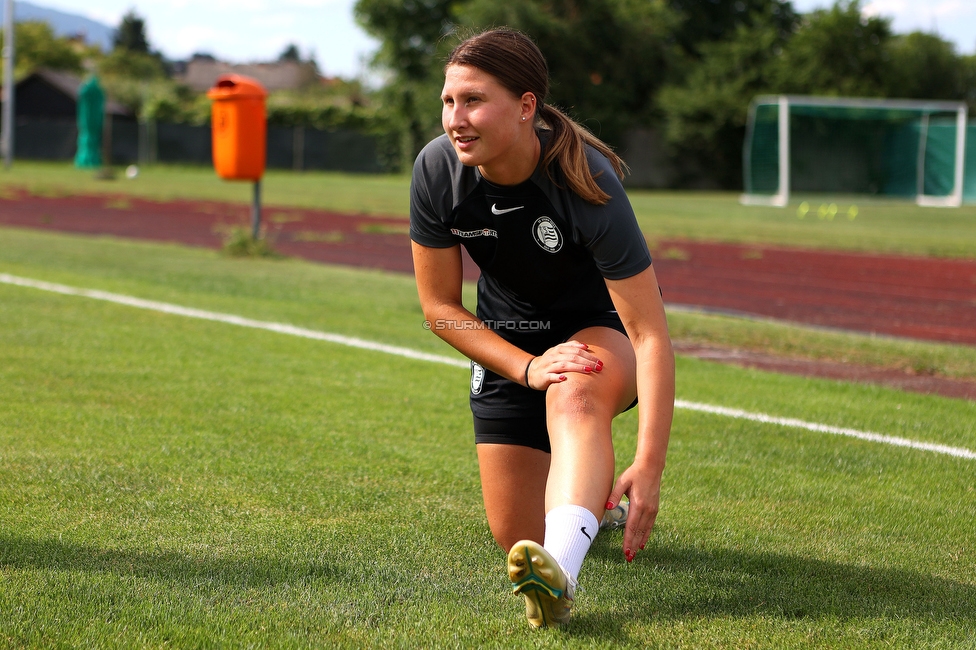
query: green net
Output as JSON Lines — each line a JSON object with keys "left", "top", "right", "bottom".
{"left": 965, "top": 125, "right": 976, "bottom": 203}
{"left": 745, "top": 103, "right": 780, "bottom": 194}
{"left": 743, "top": 98, "right": 974, "bottom": 205}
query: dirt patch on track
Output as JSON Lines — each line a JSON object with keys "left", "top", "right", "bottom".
{"left": 3, "top": 189, "right": 975, "bottom": 400}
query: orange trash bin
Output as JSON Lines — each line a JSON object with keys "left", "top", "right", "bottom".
{"left": 207, "top": 74, "right": 268, "bottom": 181}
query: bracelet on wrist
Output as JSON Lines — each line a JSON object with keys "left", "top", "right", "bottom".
{"left": 524, "top": 357, "right": 535, "bottom": 389}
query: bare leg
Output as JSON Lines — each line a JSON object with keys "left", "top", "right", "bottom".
{"left": 545, "top": 327, "right": 637, "bottom": 520}
{"left": 476, "top": 443, "right": 550, "bottom": 552}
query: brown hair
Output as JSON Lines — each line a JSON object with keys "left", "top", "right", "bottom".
{"left": 446, "top": 28, "right": 627, "bottom": 205}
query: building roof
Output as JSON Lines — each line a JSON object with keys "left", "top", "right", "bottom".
{"left": 177, "top": 58, "right": 320, "bottom": 92}
{"left": 3, "top": 69, "right": 132, "bottom": 117}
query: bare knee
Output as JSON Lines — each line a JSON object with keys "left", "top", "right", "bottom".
{"left": 547, "top": 377, "right": 606, "bottom": 424}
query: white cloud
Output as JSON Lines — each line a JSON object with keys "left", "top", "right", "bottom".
{"left": 864, "top": 0, "right": 972, "bottom": 22}
{"left": 837, "top": 0, "right": 975, "bottom": 52}
{"left": 250, "top": 13, "right": 298, "bottom": 29}
{"left": 862, "top": 0, "right": 909, "bottom": 17}
{"left": 167, "top": 23, "right": 239, "bottom": 57}
{"left": 279, "top": 0, "right": 342, "bottom": 7}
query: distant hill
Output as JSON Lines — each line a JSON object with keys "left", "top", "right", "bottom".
{"left": 2, "top": 1, "right": 115, "bottom": 52}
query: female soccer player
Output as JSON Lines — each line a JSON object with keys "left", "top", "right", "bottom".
{"left": 410, "top": 28, "right": 674, "bottom": 628}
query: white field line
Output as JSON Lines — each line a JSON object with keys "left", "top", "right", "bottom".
{"left": 3, "top": 273, "right": 974, "bottom": 461}
{"left": 0, "top": 273, "right": 468, "bottom": 369}
{"left": 674, "top": 400, "right": 976, "bottom": 460}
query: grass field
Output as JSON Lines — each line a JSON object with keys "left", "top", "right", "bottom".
{"left": 4, "top": 161, "right": 976, "bottom": 259}
{"left": 1, "top": 229, "right": 974, "bottom": 648}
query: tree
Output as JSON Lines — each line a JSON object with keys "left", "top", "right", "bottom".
{"left": 658, "top": 18, "right": 787, "bottom": 187}
{"left": 355, "top": 0, "right": 459, "bottom": 82}
{"left": 883, "top": 32, "right": 966, "bottom": 100}
{"left": 659, "top": 0, "right": 901, "bottom": 188}
{"left": 667, "top": 0, "right": 798, "bottom": 58}
{"left": 279, "top": 43, "right": 301, "bottom": 62}
{"left": 114, "top": 10, "right": 150, "bottom": 53}
{"left": 355, "top": 0, "right": 681, "bottom": 164}
{"left": 97, "top": 47, "right": 167, "bottom": 81}
{"left": 0, "top": 21, "right": 84, "bottom": 81}
{"left": 354, "top": 0, "right": 976, "bottom": 186}
{"left": 455, "top": 0, "right": 678, "bottom": 148}
{"left": 354, "top": 0, "right": 463, "bottom": 166}
{"left": 963, "top": 55, "right": 976, "bottom": 111}
{"left": 768, "top": 0, "right": 892, "bottom": 97}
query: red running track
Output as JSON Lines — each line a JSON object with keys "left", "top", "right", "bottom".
{"left": 651, "top": 242, "right": 976, "bottom": 344}
{"left": 2, "top": 191, "right": 975, "bottom": 346}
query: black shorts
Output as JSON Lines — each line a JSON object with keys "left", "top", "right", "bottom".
{"left": 470, "top": 312, "right": 635, "bottom": 452}
{"left": 472, "top": 400, "right": 638, "bottom": 454}
{"left": 474, "top": 414, "right": 551, "bottom": 453}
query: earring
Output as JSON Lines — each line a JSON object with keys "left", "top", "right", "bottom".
{"left": 521, "top": 117, "right": 527, "bottom": 122}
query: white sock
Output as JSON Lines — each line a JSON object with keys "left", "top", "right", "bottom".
{"left": 544, "top": 504, "right": 599, "bottom": 588}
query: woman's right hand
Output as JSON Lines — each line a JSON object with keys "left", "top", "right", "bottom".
{"left": 525, "top": 340, "right": 604, "bottom": 390}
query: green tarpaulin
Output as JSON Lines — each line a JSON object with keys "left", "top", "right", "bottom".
{"left": 74, "top": 76, "right": 104, "bottom": 169}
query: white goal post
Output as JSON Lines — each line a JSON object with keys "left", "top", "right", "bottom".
{"left": 741, "top": 95, "right": 969, "bottom": 208}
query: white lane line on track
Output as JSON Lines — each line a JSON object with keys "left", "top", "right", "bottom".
{"left": 4, "top": 272, "right": 974, "bottom": 461}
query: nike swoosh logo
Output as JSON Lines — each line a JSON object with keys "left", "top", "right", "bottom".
{"left": 491, "top": 204, "right": 524, "bottom": 215}
{"left": 580, "top": 526, "right": 591, "bottom": 541}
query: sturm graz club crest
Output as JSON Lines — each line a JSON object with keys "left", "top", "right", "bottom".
{"left": 532, "top": 216, "right": 563, "bottom": 253}
{"left": 470, "top": 361, "right": 485, "bottom": 395}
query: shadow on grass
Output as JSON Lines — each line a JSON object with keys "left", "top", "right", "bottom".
{"left": 5, "top": 532, "right": 974, "bottom": 642}
{"left": 0, "top": 534, "right": 344, "bottom": 588}
{"left": 573, "top": 536, "right": 976, "bottom": 641}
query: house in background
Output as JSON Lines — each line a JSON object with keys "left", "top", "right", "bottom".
{"left": 176, "top": 55, "right": 323, "bottom": 92}
{"left": 1, "top": 68, "right": 133, "bottom": 161}
{"left": 6, "top": 68, "right": 131, "bottom": 120}
{"left": 2, "top": 65, "right": 382, "bottom": 172}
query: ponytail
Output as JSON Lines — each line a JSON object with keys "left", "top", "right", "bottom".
{"left": 536, "top": 104, "right": 628, "bottom": 206}
{"left": 448, "top": 28, "right": 628, "bottom": 205}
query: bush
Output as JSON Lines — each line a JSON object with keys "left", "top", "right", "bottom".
{"left": 220, "top": 227, "right": 282, "bottom": 259}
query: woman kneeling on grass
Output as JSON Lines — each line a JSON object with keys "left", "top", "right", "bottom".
{"left": 410, "top": 28, "right": 674, "bottom": 629}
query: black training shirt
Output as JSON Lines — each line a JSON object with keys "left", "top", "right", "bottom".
{"left": 410, "top": 132, "right": 651, "bottom": 332}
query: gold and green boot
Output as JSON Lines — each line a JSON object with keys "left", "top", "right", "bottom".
{"left": 507, "top": 540, "right": 574, "bottom": 628}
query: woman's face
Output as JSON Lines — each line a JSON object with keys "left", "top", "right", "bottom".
{"left": 441, "top": 64, "right": 535, "bottom": 181}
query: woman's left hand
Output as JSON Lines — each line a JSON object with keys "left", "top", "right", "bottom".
{"left": 607, "top": 461, "right": 662, "bottom": 562}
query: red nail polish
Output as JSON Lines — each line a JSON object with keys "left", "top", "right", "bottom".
{"left": 595, "top": 360, "right": 604, "bottom": 370}
{"left": 558, "top": 375, "right": 566, "bottom": 381}
{"left": 605, "top": 501, "right": 614, "bottom": 510}
{"left": 584, "top": 366, "right": 592, "bottom": 373}
{"left": 639, "top": 544, "right": 645, "bottom": 551}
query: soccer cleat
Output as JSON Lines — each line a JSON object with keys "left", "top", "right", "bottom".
{"left": 600, "top": 498, "right": 629, "bottom": 530}
{"left": 507, "top": 540, "right": 573, "bottom": 628}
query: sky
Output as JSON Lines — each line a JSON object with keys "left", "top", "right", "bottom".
{"left": 795, "top": 0, "right": 974, "bottom": 52}
{"left": 25, "top": 0, "right": 976, "bottom": 79}
{"left": 30, "top": 0, "right": 381, "bottom": 79}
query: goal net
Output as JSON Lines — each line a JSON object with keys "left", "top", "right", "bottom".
{"left": 741, "top": 95, "right": 972, "bottom": 207}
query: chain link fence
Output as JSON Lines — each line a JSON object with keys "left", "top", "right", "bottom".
{"left": 7, "top": 116, "right": 387, "bottom": 173}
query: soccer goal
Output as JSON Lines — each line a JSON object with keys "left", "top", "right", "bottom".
{"left": 741, "top": 95, "right": 971, "bottom": 207}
